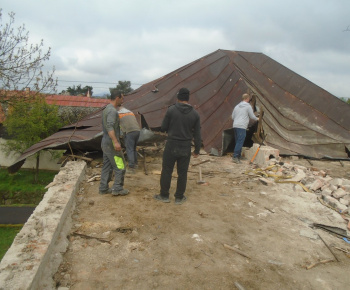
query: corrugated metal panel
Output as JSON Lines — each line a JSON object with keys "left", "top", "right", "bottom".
{"left": 124, "top": 49, "right": 350, "bottom": 158}
{"left": 8, "top": 49, "right": 350, "bottom": 173}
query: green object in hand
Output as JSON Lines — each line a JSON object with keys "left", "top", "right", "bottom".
{"left": 114, "top": 156, "right": 125, "bottom": 170}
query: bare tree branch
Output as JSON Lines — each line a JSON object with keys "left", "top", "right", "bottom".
{"left": 0, "top": 9, "right": 57, "bottom": 104}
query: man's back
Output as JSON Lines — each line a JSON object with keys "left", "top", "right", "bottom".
{"left": 118, "top": 107, "right": 140, "bottom": 134}
{"left": 232, "top": 101, "right": 257, "bottom": 129}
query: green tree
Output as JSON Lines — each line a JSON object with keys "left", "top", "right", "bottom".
{"left": 109, "top": 81, "right": 133, "bottom": 97}
{"left": 2, "top": 96, "right": 62, "bottom": 182}
{"left": 0, "top": 10, "right": 56, "bottom": 104}
{"left": 340, "top": 97, "right": 350, "bottom": 105}
{"left": 64, "top": 85, "right": 93, "bottom": 96}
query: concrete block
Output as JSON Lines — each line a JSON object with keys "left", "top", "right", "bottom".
{"left": 245, "top": 144, "right": 280, "bottom": 167}
{"left": 340, "top": 198, "right": 350, "bottom": 206}
{"left": 332, "top": 188, "right": 347, "bottom": 199}
{"left": 322, "top": 195, "right": 348, "bottom": 213}
{"left": 329, "top": 178, "right": 343, "bottom": 187}
{"left": 321, "top": 188, "right": 333, "bottom": 196}
{"left": 322, "top": 195, "right": 338, "bottom": 208}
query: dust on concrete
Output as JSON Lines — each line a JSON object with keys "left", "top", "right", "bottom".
{"left": 54, "top": 149, "right": 350, "bottom": 290}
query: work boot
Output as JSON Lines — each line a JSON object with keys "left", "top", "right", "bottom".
{"left": 232, "top": 157, "right": 241, "bottom": 164}
{"left": 99, "top": 188, "right": 112, "bottom": 195}
{"left": 153, "top": 194, "right": 170, "bottom": 203}
{"left": 112, "top": 189, "right": 130, "bottom": 196}
{"left": 175, "top": 196, "right": 187, "bottom": 205}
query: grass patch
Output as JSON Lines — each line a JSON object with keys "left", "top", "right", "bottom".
{"left": 0, "top": 168, "right": 57, "bottom": 205}
{"left": 0, "top": 226, "right": 22, "bottom": 261}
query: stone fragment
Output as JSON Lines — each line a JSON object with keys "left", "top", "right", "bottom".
{"left": 102, "top": 231, "right": 111, "bottom": 238}
{"left": 329, "top": 178, "right": 343, "bottom": 187}
{"left": 342, "top": 179, "right": 350, "bottom": 186}
{"left": 322, "top": 195, "right": 348, "bottom": 213}
{"left": 342, "top": 194, "right": 350, "bottom": 202}
{"left": 321, "top": 188, "right": 332, "bottom": 196}
{"left": 294, "top": 165, "right": 307, "bottom": 171}
{"left": 332, "top": 188, "right": 347, "bottom": 199}
{"left": 299, "top": 229, "right": 318, "bottom": 240}
{"left": 282, "top": 162, "right": 293, "bottom": 169}
{"left": 259, "top": 178, "right": 273, "bottom": 186}
{"left": 273, "top": 171, "right": 283, "bottom": 177}
{"left": 342, "top": 185, "right": 350, "bottom": 191}
{"left": 339, "top": 198, "right": 349, "bottom": 206}
{"left": 319, "top": 170, "right": 327, "bottom": 177}
{"left": 309, "top": 179, "right": 324, "bottom": 191}
{"left": 289, "top": 168, "right": 306, "bottom": 182}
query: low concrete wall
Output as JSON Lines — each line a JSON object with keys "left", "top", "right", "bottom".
{"left": 0, "top": 161, "right": 86, "bottom": 290}
{"left": 0, "top": 138, "right": 62, "bottom": 171}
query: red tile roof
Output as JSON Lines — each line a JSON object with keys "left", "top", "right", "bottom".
{"left": 0, "top": 94, "right": 110, "bottom": 124}
{"left": 45, "top": 95, "right": 109, "bottom": 108}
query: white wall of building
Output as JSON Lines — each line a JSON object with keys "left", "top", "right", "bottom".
{"left": 0, "top": 138, "right": 62, "bottom": 171}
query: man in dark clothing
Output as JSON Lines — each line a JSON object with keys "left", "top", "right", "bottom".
{"left": 99, "top": 91, "right": 129, "bottom": 196}
{"left": 154, "top": 88, "right": 201, "bottom": 205}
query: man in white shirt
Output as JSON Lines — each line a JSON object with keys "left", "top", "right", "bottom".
{"left": 232, "top": 93, "right": 258, "bottom": 163}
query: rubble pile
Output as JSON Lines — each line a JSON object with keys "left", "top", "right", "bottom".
{"left": 252, "top": 159, "right": 350, "bottom": 216}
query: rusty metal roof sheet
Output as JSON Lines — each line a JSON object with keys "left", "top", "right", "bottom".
{"left": 123, "top": 49, "right": 350, "bottom": 158}
{"left": 8, "top": 49, "right": 350, "bottom": 172}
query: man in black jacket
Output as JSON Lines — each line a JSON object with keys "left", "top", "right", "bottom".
{"left": 154, "top": 88, "right": 201, "bottom": 205}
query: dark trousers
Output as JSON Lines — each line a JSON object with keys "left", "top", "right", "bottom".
{"left": 233, "top": 128, "right": 246, "bottom": 158}
{"left": 125, "top": 131, "right": 140, "bottom": 168}
{"left": 160, "top": 140, "right": 191, "bottom": 199}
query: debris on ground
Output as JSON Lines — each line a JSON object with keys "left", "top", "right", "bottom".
{"left": 53, "top": 149, "right": 350, "bottom": 289}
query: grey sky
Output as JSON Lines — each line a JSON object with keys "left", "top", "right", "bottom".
{"left": 1, "top": 0, "right": 350, "bottom": 98}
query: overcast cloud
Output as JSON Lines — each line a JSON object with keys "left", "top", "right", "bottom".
{"left": 1, "top": 0, "right": 350, "bottom": 98}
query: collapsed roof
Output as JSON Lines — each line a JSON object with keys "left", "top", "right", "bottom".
{"left": 8, "top": 49, "right": 350, "bottom": 172}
